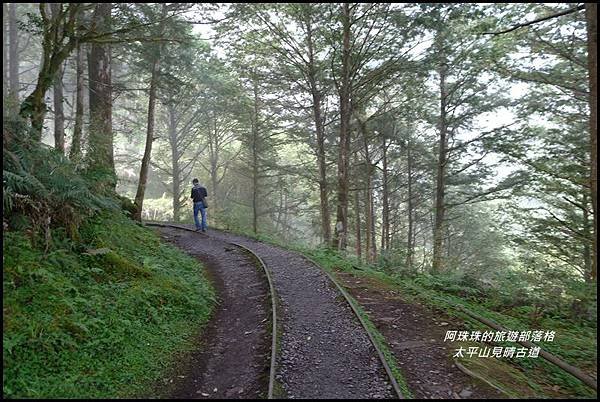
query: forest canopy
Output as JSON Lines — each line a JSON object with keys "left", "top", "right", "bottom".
{"left": 3, "top": 2, "right": 597, "bottom": 320}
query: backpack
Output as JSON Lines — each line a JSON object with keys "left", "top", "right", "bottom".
{"left": 193, "top": 187, "right": 208, "bottom": 207}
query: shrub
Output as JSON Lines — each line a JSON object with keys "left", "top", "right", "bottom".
{"left": 3, "top": 127, "right": 118, "bottom": 242}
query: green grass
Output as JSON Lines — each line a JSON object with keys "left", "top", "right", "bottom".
{"left": 3, "top": 211, "right": 216, "bottom": 398}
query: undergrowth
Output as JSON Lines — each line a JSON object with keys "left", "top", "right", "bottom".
{"left": 303, "top": 247, "right": 596, "bottom": 399}
{"left": 3, "top": 126, "right": 215, "bottom": 398}
{"left": 3, "top": 211, "right": 215, "bottom": 398}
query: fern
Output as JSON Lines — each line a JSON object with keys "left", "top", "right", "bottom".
{"left": 3, "top": 123, "right": 119, "bottom": 236}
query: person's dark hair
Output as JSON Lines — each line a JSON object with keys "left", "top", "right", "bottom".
{"left": 192, "top": 178, "right": 199, "bottom": 184}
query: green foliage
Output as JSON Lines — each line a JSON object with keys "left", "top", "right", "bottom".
{"left": 3, "top": 211, "right": 215, "bottom": 398}
{"left": 217, "top": 203, "right": 254, "bottom": 233}
{"left": 140, "top": 197, "right": 175, "bottom": 222}
{"left": 116, "top": 194, "right": 137, "bottom": 218}
{"left": 3, "top": 128, "right": 118, "bottom": 239}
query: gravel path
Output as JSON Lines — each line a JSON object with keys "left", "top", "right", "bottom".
{"left": 200, "top": 227, "right": 395, "bottom": 399}
{"left": 155, "top": 227, "right": 270, "bottom": 399}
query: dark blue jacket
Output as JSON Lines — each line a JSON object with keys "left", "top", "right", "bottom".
{"left": 191, "top": 185, "right": 208, "bottom": 203}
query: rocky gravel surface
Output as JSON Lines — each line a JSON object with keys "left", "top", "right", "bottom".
{"left": 202, "top": 227, "right": 395, "bottom": 399}
{"left": 154, "top": 227, "right": 270, "bottom": 399}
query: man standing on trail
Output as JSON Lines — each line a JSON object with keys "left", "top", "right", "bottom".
{"left": 191, "top": 178, "right": 208, "bottom": 232}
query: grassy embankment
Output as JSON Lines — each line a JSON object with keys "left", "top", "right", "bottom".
{"left": 3, "top": 211, "right": 215, "bottom": 398}
{"left": 304, "top": 247, "right": 596, "bottom": 399}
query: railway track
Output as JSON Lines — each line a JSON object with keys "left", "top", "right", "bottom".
{"left": 145, "top": 222, "right": 404, "bottom": 399}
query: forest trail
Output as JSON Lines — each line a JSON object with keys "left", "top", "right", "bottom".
{"left": 154, "top": 227, "right": 271, "bottom": 399}
{"left": 151, "top": 224, "right": 394, "bottom": 399}
{"left": 150, "top": 223, "right": 510, "bottom": 399}
{"left": 333, "top": 272, "right": 508, "bottom": 399}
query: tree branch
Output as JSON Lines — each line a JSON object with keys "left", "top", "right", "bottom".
{"left": 483, "top": 4, "right": 585, "bottom": 35}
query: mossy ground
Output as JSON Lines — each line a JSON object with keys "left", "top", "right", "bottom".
{"left": 3, "top": 212, "right": 216, "bottom": 398}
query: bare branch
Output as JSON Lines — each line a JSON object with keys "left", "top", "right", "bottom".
{"left": 483, "top": 4, "right": 585, "bottom": 35}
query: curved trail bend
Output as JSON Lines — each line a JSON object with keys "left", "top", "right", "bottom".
{"left": 152, "top": 224, "right": 396, "bottom": 399}
{"left": 156, "top": 227, "right": 271, "bottom": 399}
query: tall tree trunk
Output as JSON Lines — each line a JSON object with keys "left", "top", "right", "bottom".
{"left": 390, "top": 196, "right": 398, "bottom": 250}
{"left": 53, "top": 65, "right": 65, "bottom": 153}
{"left": 3, "top": 4, "right": 9, "bottom": 113}
{"left": 51, "top": 4, "right": 65, "bottom": 153}
{"left": 133, "top": 55, "right": 159, "bottom": 221}
{"left": 168, "top": 105, "right": 181, "bottom": 222}
{"left": 358, "top": 117, "right": 374, "bottom": 262}
{"left": 333, "top": 3, "right": 352, "bottom": 250}
{"left": 355, "top": 188, "right": 362, "bottom": 259}
{"left": 305, "top": 12, "right": 332, "bottom": 246}
{"left": 209, "top": 111, "right": 220, "bottom": 213}
{"left": 381, "top": 136, "right": 390, "bottom": 252}
{"left": 8, "top": 2, "right": 19, "bottom": 111}
{"left": 370, "top": 184, "right": 377, "bottom": 261}
{"left": 19, "top": 4, "right": 80, "bottom": 141}
{"left": 70, "top": 41, "right": 84, "bottom": 161}
{"left": 586, "top": 3, "right": 597, "bottom": 281}
{"left": 133, "top": 4, "right": 167, "bottom": 221}
{"left": 275, "top": 179, "right": 284, "bottom": 233}
{"left": 365, "top": 172, "right": 372, "bottom": 262}
{"left": 252, "top": 74, "right": 260, "bottom": 235}
{"left": 283, "top": 191, "right": 290, "bottom": 241}
{"left": 406, "top": 134, "right": 415, "bottom": 271}
{"left": 432, "top": 49, "right": 448, "bottom": 274}
{"left": 86, "top": 3, "right": 115, "bottom": 189}
{"left": 583, "top": 193, "right": 592, "bottom": 282}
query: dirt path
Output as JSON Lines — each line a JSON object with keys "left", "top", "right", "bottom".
{"left": 334, "top": 271, "right": 508, "bottom": 399}
{"left": 157, "top": 225, "right": 394, "bottom": 399}
{"left": 152, "top": 223, "right": 514, "bottom": 399}
{"left": 154, "top": 227, "right": 270, "bottom": 399}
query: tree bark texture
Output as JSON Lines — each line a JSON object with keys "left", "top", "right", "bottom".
{"left": 52, "top": 61, "right": 65, "bottom": 153}
{"left": 355, "top": 187, "right": 362, "bottom": 259}
{"left": 3, "top": 4, "right": 9, "bottom": 110}
{"left": 51, "top": 4, "right": 65, "bottom": 153}
{"left": 208, "top": 109, "right": 221, "bottom": 217}
{"left": 585, "top": 3, "right": 597, "bottom": 281}
{"left": 19, "top": 4, "right": 80, "bottom": 141}
{"left": 133, "top": 4, "right": 167, "bottom": 221}
{"left": 133, "top": 55, "right": 160, "bottom": 220}
{"left": 8, "top": 2, "right": 19, "bottom": 110}
{"left": 168, "top": 105, "right": 182, "bottom": 222}
{"left": 432, "top": 37, "right": 448, "bottom": 273}
{"left": 87, "top": 3, "right": 115, "bottom": 189}
{"left": 358, "top": 115, "right": 376, "bottom": 262}
{"left": 70, "top": 41, "right": 84, "bottom": 161}
{"left": 406, "top": 135, "right": 415, "bottom": 271}
{"left": 305, "top": 12, "right": 332, "bottom": 246}
{"left": 583, "top": 193, "right": 592, "bottom": 282}
{"left": 252, "top": 74, "right": 260, "bottom": 235}
{"left": 333, "top": 3, "right": 352, "bottom": 250}
{"left": 370, "top": 183, "right": 377, "bottom": 261}
{"left": 381, "top": 136, "right": 390, "bottom": 252}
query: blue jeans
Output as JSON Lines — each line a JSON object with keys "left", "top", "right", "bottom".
{"left": 193, "top": 201, "right": 207, "bottom": 231}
